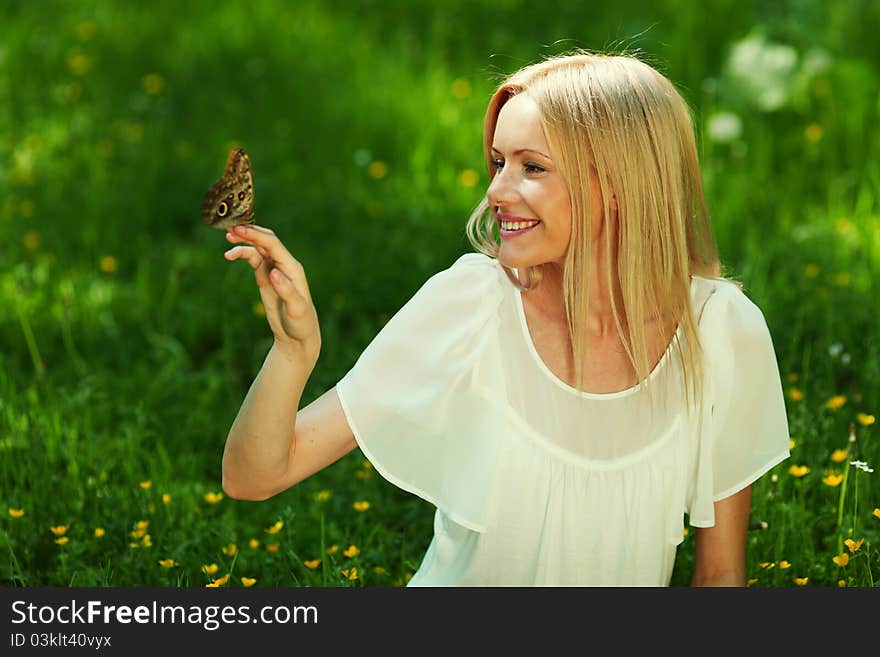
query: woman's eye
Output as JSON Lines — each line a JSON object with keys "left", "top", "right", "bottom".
{"left": 524, "top": 162, "right": 545, "bottom": 174}
{"left": 490, "top": 159, "right": 504, "bottom": 170}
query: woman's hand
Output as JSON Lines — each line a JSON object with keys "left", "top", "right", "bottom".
{"left": 224, "top": 224, "right": 321, "bottom": 362}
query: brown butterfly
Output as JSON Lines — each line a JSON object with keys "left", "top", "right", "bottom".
{"left": 201, "top": 148, "right": 255, "bottom": 230}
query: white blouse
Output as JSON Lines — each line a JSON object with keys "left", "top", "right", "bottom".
{"left": 335, "top": 253, "right": 791, "bottom": 586}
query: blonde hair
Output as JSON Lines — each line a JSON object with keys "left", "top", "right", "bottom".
{"left": 466, "top": 49, "right": 735, "bottom": 418}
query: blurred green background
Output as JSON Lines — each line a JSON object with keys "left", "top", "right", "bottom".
{"left": 1, "top": 0, "right": 878, "bottom": 587}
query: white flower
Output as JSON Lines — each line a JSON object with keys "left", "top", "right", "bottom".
{"left": 828, "top": 343, "right": 843, "bottom": 357}
{"left": 725, "top": 32, "right": 798, "bottom": 112}
{"left": 706, "top": 112, "right": 742, "bottom": 143}
{"left": 850, "top": 460, "right": 874, "bottom": 473}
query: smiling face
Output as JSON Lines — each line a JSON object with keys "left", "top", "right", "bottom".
{"left": 486, "top": 93, "right": 573, "bottom": 272}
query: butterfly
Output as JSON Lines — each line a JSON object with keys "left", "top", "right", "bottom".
{"left": 201, "top": 148, "right": 255, "bottom": 230}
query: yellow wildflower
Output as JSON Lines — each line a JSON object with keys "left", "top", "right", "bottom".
{"left": 265, "top": 521, "right": 283, "bottom": 534}
{"left": 249, "top": 539, "right": 260, "bottom": 549}
{"left": 252, "top": 301, "right": 265, "bottom": 317}
{"left": 779, "top": 560, "right": 791, "bottom": 569}
{"left": 94, "top": 528, "right": 105, "bottom": 538}
{"left": 831, "top": 449, "right": 848, "bottom": 463}
{"left": 788, "top": 388, "right": 804, "bottom": 402}
{"left": 873, "top": 508, "right": 880, "bottom": 519}
{"left": 683, "top": 528, "right": 689, "bottom": 537}
{"left": 826, "top": 395, "right": 847, "bottom": 410}
{"left": 99, "top": 256, "right": 118, "bottom": 273}
{"left": 240, "top": 577, "right": 257, "bottom": 587}
{"left": 746, "top": 578, "right": 758, "bottom": 586}
{"left": 141, "top": 73, "right": 164, "bottom": 95}
{"left": 205, "top": 582, "right": 220, "bottom": 588}
{"left": 139, "top": 480, "right": 152, "bottom": 489}
{"left": 804, "top": 123, "right": 823, "bottom": 142}
{"left": 314, "top": 490, "right": 332, "bottom": 502}
{"left": 50, "top": 525, "right": 69, "bottom": 536}
{"left": 343, "top": 545, "right": 359, "bottom": 558}
{"left": 203, "top": 492, "right": 224, "bottom": 504}
{"left": 793, "top": 577, "right": 808, "bottom": 586}
{"left": 458, "top": 170, "right": 479, "bottom": 187}
{"left": 844, "top": 538, "right": 864, "bottom": 553}
{"left": 450, "top": 78, "right": 471, "bottom": 98}
{"left": 67, "top": 52, "right": 92, "bottom": 76}
{"left": 353, "top": 501, "right": 371, "bottom": 512}
{"left": 758, "top": 562, "right": 775, "bottom": 569}
{"left": 162, "top": 493, "right": 171, "bottom": 504}
{"left": 838, "top": 579, "right": 846, "bottom": 588}
{"left": 788, "top": 465, "right": 810, "bottom": 477}
{"left": 55, "top": 537, "right": 69, "bottom": 545}
{"left": 326, "top": 545, "right": 339, "bottom": 555}
{"left": 857, "top": 413, "right": 875, "bottom": 426}
{"left": 212, "top": 574, "right": 230, "bottom": 586}
{"left": 367, "top": 161, "right": 388, "bottom": 179}
{"left": 202, "top": 564, "right": 219, "bottom": 576}
{"left": 265, "top": 543, "right": 279, "bottom": 553}
{"left": 8, "top": 509, "right": 25, "bottom": 518}
{"left": 24, "top": 231, "right": 39, "bottom": 251}
{"left": 304, "top": 559, "right": 321, "bottom": 570}
{"left": 158, "top": 559, "right": 178, "bottom": 568}
{"left": 221, "top": 543, "right": 237, "bottom": 556}
{"left": 341, "top": 567, "right": 358, "bottom": 581}
{"left": 136, "top": 520, "right": 149, "bottom": 531}
{"left": 822, "top": 473, "right": 844, "bottom": 486}
{"left": 789, "top": 438, "right": 796, "bottom": 449}
{"left": 832, "top": 553, "right": 849, "bottom": 567}
{"left": 141, "top": 534, "right": 152, "bottom": 547}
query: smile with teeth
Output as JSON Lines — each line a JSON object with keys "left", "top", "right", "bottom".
{"left": 500, "top": 219, "right": 540, "bottom": 230}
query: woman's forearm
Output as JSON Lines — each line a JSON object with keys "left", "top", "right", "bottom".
{"left": 222, "top": 341, "right": 318, "bottom": 500}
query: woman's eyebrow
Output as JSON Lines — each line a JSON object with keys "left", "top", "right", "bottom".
{"left": 491, "top": 146, "right": 551, "bottom": 159}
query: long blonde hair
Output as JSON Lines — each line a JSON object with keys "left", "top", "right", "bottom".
{"left": 466, "top": 49, "right": 731, "bottom": 418}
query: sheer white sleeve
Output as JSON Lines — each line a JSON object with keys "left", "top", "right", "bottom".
{"left": 687, "top": 281, "right": 791, "bottom": 526}
{"left": 335, "top": 253, "right": 504, "bottom": 532}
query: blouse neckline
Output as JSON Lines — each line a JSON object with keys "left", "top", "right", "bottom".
{"left": 508, "top": 269, "right": 694, "bottom": 400}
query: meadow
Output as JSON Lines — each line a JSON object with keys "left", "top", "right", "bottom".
{"left": 1, "top": 0, "right": 878, "bottom": 587}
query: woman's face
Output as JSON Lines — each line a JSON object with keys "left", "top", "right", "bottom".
{"left": 486, "top": 93, "right": 572, "bottom": 271}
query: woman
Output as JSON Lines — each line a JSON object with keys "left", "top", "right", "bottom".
{"left": 220, "top": 51, "right": 791, "bottom": 586}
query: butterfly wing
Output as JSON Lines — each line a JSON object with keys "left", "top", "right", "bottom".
{"left": 201, "top": 148, "right": 255, "bottom": 230}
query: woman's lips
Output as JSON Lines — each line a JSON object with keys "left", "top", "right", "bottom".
{"left": 499, "top": 217, "right": 541, "bottom": 238}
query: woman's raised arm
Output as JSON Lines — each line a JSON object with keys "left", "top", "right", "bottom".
{"left": 221, "top": 224, "right": 356, "bottom": 500}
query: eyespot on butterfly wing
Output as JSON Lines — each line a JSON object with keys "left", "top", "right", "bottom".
{"left": 201, "top": 148, "right": 255, "bottom": 230}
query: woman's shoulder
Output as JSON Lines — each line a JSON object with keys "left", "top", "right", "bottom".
{"left": 426, "top": 251, "right": 504, "bottom": 291}
{"left": 694, "top": 276, "right": 774, "bottom": 350}
{"left": 449, "top": 251, "right": 501, "bottom": 273}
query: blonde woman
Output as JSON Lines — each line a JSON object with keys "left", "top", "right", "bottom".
{"left": 221, "top": 51, "right": 791, "bottom": 586}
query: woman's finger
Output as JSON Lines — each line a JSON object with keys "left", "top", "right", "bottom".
{"left": 230, "top": 225, "right": 295, "bottom": 268}
{"left": 267, "top": 267, "right": 310, "bottom": 332}
{"left": 230, "top": 224, "right": 312, "bottom": 303}
{"left": 225, "top": 247, "right": 274, "bottom": 291}
{"left": 224, "top": 245, "right": 264, "bottom": 269}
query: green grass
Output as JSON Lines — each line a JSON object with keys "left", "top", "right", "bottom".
{"left": 1, "top": 0, "right": 878, "bottom": 587}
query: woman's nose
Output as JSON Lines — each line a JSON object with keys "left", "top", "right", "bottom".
{"left": 486, "top": 169, "right": 517, "bottom": 209}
